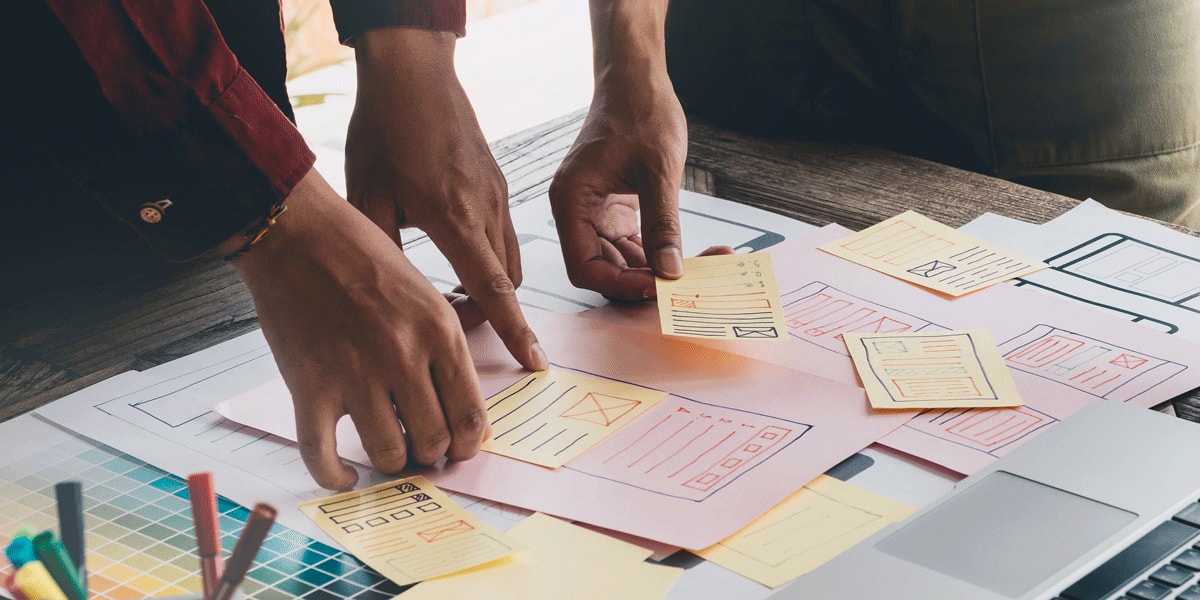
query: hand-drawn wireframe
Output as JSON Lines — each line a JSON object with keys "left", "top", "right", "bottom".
{"left": 902, "top": 406, "right": 1058, "bottom": 457}
{"left": 658, "top": 253, "right": 787, "bottom": 339}
{"left": 820, "top": 211, "right": 1044, "bottom": 295}
{"left": 848, "top": 331, "right": 1015, "bottom": 405}
{"left": 566, "top": 396, "right": 812, "bottom": 502}
{"left": 695, "top": 475, "right": 915, "bottom": 588}
{"left": 301, "top": 478, "right": 518, "bottom": 584}
{"left": 483, "top": 365, "right": 666, "bottom": 468}
{"left": 121, "top": 346, "right": 275, "bottom": 428}
{"left": 998, "top": 324, "right": 1187, "bottom": 402}
{"left": 1015, "top": 233, "right": 1200, "bottom": 335}
{"left": 782, "top": 282, "right": 950, "bottom": 355}
{"left": 722, "top": 487, "right": 887, "bottom": 567}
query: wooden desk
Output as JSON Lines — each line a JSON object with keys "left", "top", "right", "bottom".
{"left": 4, "top": 109, "right": 1199, "bottom": 422}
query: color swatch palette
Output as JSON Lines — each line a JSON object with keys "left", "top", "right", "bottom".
{"left": 0, "top": 434, "right": 404, "bottom": 599}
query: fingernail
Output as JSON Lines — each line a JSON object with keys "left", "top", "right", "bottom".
{"left": 531, "top": 342, "right": 549, "bottom": 370}
{"left": 656, "top": 247, "right": 684, "bottom": 278}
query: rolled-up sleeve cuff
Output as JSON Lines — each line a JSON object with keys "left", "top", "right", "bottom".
{"left": 330, "top": 0, "right": 467, "bottom": 44}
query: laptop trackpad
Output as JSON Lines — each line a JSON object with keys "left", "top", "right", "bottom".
{"left": 876, "top": 471, "right": 1137, "bottom": 597}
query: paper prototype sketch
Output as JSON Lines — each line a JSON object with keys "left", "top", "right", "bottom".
{"left": 403, "top": 513, "right": 681, "bottom": 600}
{"left": 843, "top": 329, "right": 1023, "bottom": 409}
{"left": 219, "top": 308, "right": 906, "bottom": 550}
{"left": 696, "top": 475, "right": 915, "bottom": 588}
{"left": 482, "top": 367, "right": 666, "bottom": 468}
{"left": 963, "top": 200, "right": 1200, "bottom": 341}
{"left": 584, "top": 225, "right": 1200, "bottom": 475}
{"left": 298, "top": 476, "right": 522, "bottom": 586}
{"left": 819, "top": 211, "right": 1046, "bottom": 296}
{"left": 656, "top": 252, "right": 787, "bottom": 340}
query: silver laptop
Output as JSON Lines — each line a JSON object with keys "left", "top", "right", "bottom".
{"left": 774, "top": 401, "right": 1200, "bottom": 599}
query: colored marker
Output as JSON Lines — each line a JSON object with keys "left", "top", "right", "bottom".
{"left": 6, "top": 535, "right": 37, "bottom": 568}
{"left": 13, "top": 561, "right": 68, "bottom": 600}
{"left": 30, "top": 532, "right": 83, "bottom": 600}
{"left": 5, "top": 570, "right": 31, "bottom": 600}
{"left": 187, "top": 472, "right": 223, "bottom": 599}
{"left": 54, "top": 481, "right": 86, "bottom": 588}
{"left": 211, "top": 503, "right": 277, "bottom": 600}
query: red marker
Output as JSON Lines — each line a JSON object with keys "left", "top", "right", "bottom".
{"left": 187, "top": 472, "right": 222, "bottom": 600}
{"left": 212, "top": 503, "right": 277, "bottom": 600}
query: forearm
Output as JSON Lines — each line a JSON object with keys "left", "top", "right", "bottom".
{"left": 353, "top": 27, "right": 457, "bottom": 87}
{"left": 588, "top": 0, "right": 670, "bottom": 87}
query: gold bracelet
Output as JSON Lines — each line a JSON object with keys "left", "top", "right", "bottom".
{"left": 222, "top": 201, "right": 289, "bottom": 261}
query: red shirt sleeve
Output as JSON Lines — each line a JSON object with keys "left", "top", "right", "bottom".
{"left": 330, "top": 0, "right": 468, "bottom": 44}
{"left": 40, "top": 0, "right": 316, "bottom": 261}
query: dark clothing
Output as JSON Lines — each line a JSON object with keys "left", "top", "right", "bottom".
{"left": 0, "top": 0, "right": 464, "bottom": 301}
{"left": 666, "top": 0, "right": 1200, "bottom": 227}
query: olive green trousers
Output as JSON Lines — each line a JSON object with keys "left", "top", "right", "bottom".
{"left": 666, "top": 0, "right": 1200, "bottom": 227}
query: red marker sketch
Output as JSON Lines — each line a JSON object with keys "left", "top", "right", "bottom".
{"left": 904, "top": 406, "right": 1057, "bottom": 456}
{"left": 417, "top": 520, "right": 475, "bottom": 543}
{"left": 999, "top": 324, "right": 1186, "bottom": 401}
{"left": 857, "top": 333, "right": 999, "bottom": 403}
{"left": 839, "top": 219, "right": 953, "bottom": 265}
{"left": 567, "top": 396, "right": 811, "bottom": 502}
{"left": 781, "top": 282, "right": 949, "bottom": 355}
{"left": 560, "top": 393, "right": 641, "bottom": 427}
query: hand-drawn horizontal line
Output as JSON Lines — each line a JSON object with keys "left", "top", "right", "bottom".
{"left": 488, "top": 379, "right": 553, "bottom": 415}
{"left": 883, "top": 367, "right": 970, "bottom": 376}
{"left": 323, "top": 492, "right": 424, "bottom": 520}
{"left": 672, "top": 329, "right": 727, "bottom": 337}
{"left": 672, "top": 316, "right": 776, "bottom": 326}
{"left": 667, "top": 312, "right": 777, "bottom": 321}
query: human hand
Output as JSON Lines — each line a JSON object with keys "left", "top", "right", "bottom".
{"left": 345, "top": 28, "right": 545, "bottom": 371}
{"left": 548, "top": 65, "right": 690, "bottom": 300}
{"left": 229, "top": 168, "right": 489, "bottom": 490}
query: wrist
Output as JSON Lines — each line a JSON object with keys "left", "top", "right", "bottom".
{"left": 226, "top": 168, "right": 332, "bottom": 277}
{"left": 589, "top": 0, "right": 669, "bottom": 85}
{"left": 354, "top": 27, "right": 457, "bottom": 80}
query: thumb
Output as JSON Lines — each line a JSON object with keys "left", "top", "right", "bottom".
{"left": 639, "top": 175, "right": 684, "bottom": 279}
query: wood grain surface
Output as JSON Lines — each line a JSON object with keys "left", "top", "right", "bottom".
{"left": 4, "top": 109, "right": 1198, "bottom": 422}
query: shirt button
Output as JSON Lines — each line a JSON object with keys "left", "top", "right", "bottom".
{"left": 139, "top": 199, "right": 172, "bottom": 224}
{"left": 139, "top": 205, "right": 162, "bottom": 223}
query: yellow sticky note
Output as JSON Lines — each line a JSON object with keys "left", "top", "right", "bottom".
{"left": 695, "top": 475, "right": 915, "bottom": 588}
{"left": 656, "top": 252, "right": 787, "bottom": 340}
{"left": 483, "top": 366, "right": 666, "bottom": 468}
{"left": 298, "top": 476, "right": 521, "bottom": 586}
{"left": 819, "top": 211, "right": 1046, "bottom": 296}
{"left": 843, "top": 329, "right": 1024, "bottom": 409}
{"left": 403, "top": 513, "right": 682, "bottom": 600}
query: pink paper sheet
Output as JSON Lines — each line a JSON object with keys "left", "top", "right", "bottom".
{"left": 586, "top": 225, "right": 1200, "bottom": 475}
{"left": 218, "top": 308, "right": 908, "bottom": 550}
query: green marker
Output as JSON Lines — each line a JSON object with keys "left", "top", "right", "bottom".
{"left": 31, "top": 531, "right": 85, "bottom": 600}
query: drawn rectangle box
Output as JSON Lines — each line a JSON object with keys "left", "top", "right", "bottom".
{"left": 1052, "top": 234, "right": 1200, "bottom": 305}
{"left": 841, "top": 221, "right": 952, "bottom": 264}
{"left": 905, "top": 406, "right": 1058, "bottom": 456}
{"left": 999, "top": 324, "right": 1187, "bottom": 402}
{"left": 781, "top": 282, "right": 949, "bottom": 355}
{"left": 567, "top": 396, "right": 812, "bottom": 502}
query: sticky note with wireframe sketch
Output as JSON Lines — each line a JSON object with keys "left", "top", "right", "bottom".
{"left": 818, "top": 211, "right": 1046, "bottom": 296}
{"left": 482, "top": 366, "right": 667, "bottom": 468}
{"left": 842, "top": 329, "right": 1023, "bottom": 410}
{"left": 298, "top": 476, "right": 523, "bottom": 587}
{"left": 656, "top": 252, "right": 788, "bottom": 340}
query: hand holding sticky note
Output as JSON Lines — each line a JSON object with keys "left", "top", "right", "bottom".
{"left": 843, "top": 329, "right": 1023, "bottom": 409}
{"left": 655, "top": 252, "right": 787, "bottom": 340}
